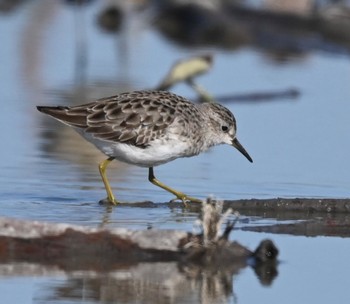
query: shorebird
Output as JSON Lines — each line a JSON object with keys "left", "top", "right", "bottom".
{"left": 37, "top": 90, "right": 252, "bottom": 205}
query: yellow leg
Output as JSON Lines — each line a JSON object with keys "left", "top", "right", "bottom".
{"left": 148, "top": 167, "right": 202, "bottom": 204}
{"left": 98, "top": 157, "right": 118, "bottom": 205}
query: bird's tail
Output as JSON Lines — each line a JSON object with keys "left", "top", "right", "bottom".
{"left": 36, "top": 106, "right": 87, "bottom": 128}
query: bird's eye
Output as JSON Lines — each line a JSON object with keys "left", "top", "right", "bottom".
{"left": 221, "top": 125, "right": 229, "bottom": 132}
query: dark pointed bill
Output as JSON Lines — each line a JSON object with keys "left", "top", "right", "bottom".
{"left": 232, "top": 138, "right": 253, "bottom": 163}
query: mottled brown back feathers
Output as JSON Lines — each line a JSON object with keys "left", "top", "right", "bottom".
{"left": 37, "top": 90, "right": 200, "bottom": 148}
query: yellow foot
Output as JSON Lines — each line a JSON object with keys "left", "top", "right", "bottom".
{"left": 99, "top": 197, "right": 120, "bottom": 206}
{"left": 170, "top": 194, "right": 203, "bottom": 205}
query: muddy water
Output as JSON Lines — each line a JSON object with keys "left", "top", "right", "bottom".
{"left": 1, "top": 1, "right": 350, "bottom": 303}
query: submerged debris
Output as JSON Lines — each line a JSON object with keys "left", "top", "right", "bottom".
{"left": 180, "top": 198, "right": 278, "bottom": 268}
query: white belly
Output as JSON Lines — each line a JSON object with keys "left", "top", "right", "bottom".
{"left": 82, "top": 132, "right": 192, "bottom": 167}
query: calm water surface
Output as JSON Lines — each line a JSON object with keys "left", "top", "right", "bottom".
{"left": 0, "top": 1, "right": 350, "bottom": 303}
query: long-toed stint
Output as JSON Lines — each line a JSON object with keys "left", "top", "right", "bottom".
{"left": 37, "top": 90, "right": 253, "bottom": 205}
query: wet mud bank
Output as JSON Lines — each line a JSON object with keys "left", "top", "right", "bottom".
{"left": 226, "top": 198, "right": 350, "bottom": 237}
{"left": 119, "top": 198, "right": 350, "bottom": 237}
{"left": 121, "top": 197, "right": 350, "bottom": 213}
{"left": 224, "top": 198, "right": 350, "bottom": 213}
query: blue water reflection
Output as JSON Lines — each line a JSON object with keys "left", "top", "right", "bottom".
{"left": 0, "top": 1, "right": 350, "bottom": 303}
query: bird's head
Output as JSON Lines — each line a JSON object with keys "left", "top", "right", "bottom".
{"left": 202, "top": 103, "right": 253, "bottom": 163}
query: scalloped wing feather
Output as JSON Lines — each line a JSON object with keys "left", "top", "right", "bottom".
{"left": 48, "top": 91, "right": 188, "bottom": 148}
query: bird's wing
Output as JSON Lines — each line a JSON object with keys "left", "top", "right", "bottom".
{"left": 37, "top": 91, "right": 195, "bottom": 148}
{"left": 85, "top": 94, "right": 177, "bottom": 147}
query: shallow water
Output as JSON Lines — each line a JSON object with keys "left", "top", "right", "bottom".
{"left": 1, "top": 1, "right": 350, "bottom": 303}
